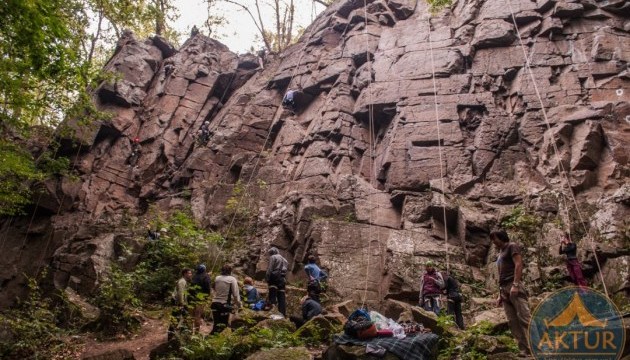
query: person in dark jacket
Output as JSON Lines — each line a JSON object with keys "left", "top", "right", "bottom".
{"left": 265, "top": 247, "right": 288, "bottom": 316}
{"left": 128, "top": 137, "right": 142, "bottom": 167}
{"left": 444, "top": 272, "right": 465, "bottom": 329}
{"left": 190, "top": 264, "right": 212, "bottom": 333}
{"left": 559, "top": 232, "right": 587, "bottom": 287}
{"left": 290, "top": 293, "right": 322, "bottom": 328}
{"left": 282, "top": 90, "right": 297, "bottom": 112}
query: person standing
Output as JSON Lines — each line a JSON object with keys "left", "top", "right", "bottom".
{"left": 491, "top": 229, "right": 532, "bottom": 357}
{"left": 444, "top": 272, "right": 465, "bottom": 329}
{"left": 190, "top": 264, "right": 212, "bottom": 333}
{"left": 419, "top": 260, "right": 445, "bottom": 315}
{"left": 211, "top": 264, "right": 241, "bottom": 334}
{"left": 265, "top": 247, "right": 288, "bottom": 316}
{"left": 304, "top": 255, "right": 327, "bottom": 302}
{"left": 559, "top": 232, "right": 587, "bottom": 287}
{"left": 168, "top": 268, "right": 193, "bottom": 340}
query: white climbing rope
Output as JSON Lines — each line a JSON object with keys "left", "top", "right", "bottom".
{"left": 360, "top": 0, "right": 377, "bottom": 309}
{"left": 209, "top": 19, "right": 321, "bottom": 273}
{"left": 506, "top": 0, "right": 608, "bottom": 297}
{"left": 427, "top": 18, "right": 450, "bottom": 273}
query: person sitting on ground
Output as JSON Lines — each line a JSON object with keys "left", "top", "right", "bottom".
{"left": 418, "top": 260, "right": 445, "bottom": 315}
{"left": 190, "top": 264, "right": 212, "bottom": 333}
{"left": 243, "top": 276, "right": 261, "bottom": 308}
{"left": 168, "top": 268, "right": 193, "bottom": 341}
{"left": 559, "top": 232, "right": 587, "bottom": 287}
{"left": 443, "top": 271, "right": 465, "bottom": 329}
{"left": 211, "top": 264, "right": 241, "bottom": 334}
{"left": 304, "top": 255, "right": 328, "bottom": 302}
{"left": 265, "top": 247, "right": 288, "bottom": 316}
{"left": 290, "top": 292, "right": 322, "bottom": 328}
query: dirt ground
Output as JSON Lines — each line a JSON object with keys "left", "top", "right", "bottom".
{"left": 78, "top": 317, "right": 213, "bottom": 360}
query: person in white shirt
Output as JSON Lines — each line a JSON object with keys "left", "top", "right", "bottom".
{"left": 211, "top": 264, "right": 242, "bottom": 334}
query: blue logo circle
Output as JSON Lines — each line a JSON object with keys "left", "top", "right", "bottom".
{"left": 529, "top": 287, "right": 625, "bottom": 359}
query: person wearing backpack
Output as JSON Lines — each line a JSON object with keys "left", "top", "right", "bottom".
{"left": 211, "top": 264, "right": 241, "bottom": 334}
{"left": 265, "top": 247, "right": 288, "bottom": 316}
{"left": 418, "top": 260, "right": 445, "bottom": 315}
{"left": 304, "top": 255, "right": 327, "bottom": 302}
{"left": 168, "top": 268, "right": 193, "bottom": 341}
{"left": 190, "top": 264, "right": 212, "bottom": 333}
{"left": 444, "top": 271, "right": 465, "bottom": 329}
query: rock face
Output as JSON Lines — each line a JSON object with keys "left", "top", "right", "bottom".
{"left": 1, "top": 0, "right": 629, "bottom": 308}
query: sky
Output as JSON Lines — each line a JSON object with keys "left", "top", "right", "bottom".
{"left": 172, "top": 0, "right": 326, "bottom": 53}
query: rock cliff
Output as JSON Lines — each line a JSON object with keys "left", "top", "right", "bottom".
{"left": 1, "top": 0, "right": 629, "bottom": 308}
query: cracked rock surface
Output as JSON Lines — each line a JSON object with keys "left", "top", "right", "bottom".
{"left": 1, "top": 0, "right": 628, "bottom": 308}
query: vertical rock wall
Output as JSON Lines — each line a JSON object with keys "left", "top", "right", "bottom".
{"left": 1, "top": 0, "right": 628, "bottom": 308}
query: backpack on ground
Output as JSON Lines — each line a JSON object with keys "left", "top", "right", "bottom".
{"left": 344, "top": 309, "right": 377, "bottom": 339}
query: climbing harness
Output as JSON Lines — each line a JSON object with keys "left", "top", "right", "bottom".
{"left": 506, "top": 0, "right": 608, "bottom": 297}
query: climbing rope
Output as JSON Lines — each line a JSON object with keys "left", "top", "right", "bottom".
{"left": 209, "top": 19, "right": 321, "bottom": 273}
{"left": 506, "top": 0, "right": 608, "bottom": 297}
{"left": 427, "top": 18, "right": 450, "bottom": 273}
{"left": 359, "top": 0, "right": 379, "bottom": 309}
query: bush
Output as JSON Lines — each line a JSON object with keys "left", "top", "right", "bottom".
{"left": 438, "top": 321, "right": 518, "bottom": 360}
{"left": 91, "top": 265, "right": 142, "bottom": 336}
{"left": 176, "top": 327, "right": 304, "bottom": 360}
{"left": 134, "top": 210, "right": 223, "bottom": 303}
{"left": 0, "top": 274, "right": 80, "bottom": 359}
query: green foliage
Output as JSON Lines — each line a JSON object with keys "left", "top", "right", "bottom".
{"left": 92, "top": 265, "right": 142, "bottom": 336}
{"left": 0, "top": 273, "right": 79, "bottom": 359}
{"left": 177, "top": 327, "right": 304, "bottom": 360}
{"left": 133, "top": 210, "right": 223, "bottom": 303}
{"left": 427, "top": 0, "right": 453, "bottom": 12}
{"left": 500, "top": 205, "right": 543, "bottom": 247}
{"left": 438, "top": 321, "right": 518, "bottom": 360}
{"left": 0, "top": 141, "right": 43, "bottom": 215}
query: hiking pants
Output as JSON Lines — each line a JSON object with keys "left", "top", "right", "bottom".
{"left": 167, "top": 306, "right": 189, "bottom": 341}
{"left": 210, "top": 302, "right": 231, "bottom": 334}
{"left": 447, "top": 296, "right": 465, "bottom": 330}
{"left": 500, "top": 284, "right": 531, "bottom": 353}
{"left": 268, "top": 274, "right": 286, "bottom": 316}
{"left": 422, "top": 295, "right": 440, "bottom": 315}
{"left": 566, "top": 259, "right": 587, "bottom": 287}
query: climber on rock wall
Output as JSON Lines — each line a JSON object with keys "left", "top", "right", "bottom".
{"left": 128, "top": 137, "right": 142, "bottom": 167}
{"left": 559, "top": 232, "right": 587, "bottom": 287}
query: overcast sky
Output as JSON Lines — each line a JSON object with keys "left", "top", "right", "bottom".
{"left": 173, "top": 0, "right": 326, "bottom": 53}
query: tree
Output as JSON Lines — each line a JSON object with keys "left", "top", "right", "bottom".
{"left": 0, "top": 0, "right": 180, "bottom": 215}
{"left": 221, "top": 0, "right": 297, "bottom": 52}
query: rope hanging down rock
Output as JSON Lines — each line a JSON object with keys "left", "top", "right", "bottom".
{"left": 427, "top": 18, "right": 450, "bottom": 273}
{"left": 506, "top": 0, "right": 608, "bottom": 297}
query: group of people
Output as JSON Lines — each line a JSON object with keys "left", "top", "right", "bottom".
{"left": 419, "top": 229, "right": 588, "bottom": 357}
{"left": 167, "top": 247, "right": 328, "bottom": 339}
{"left": 170, "top": 229, "right": 586, "bottom": 356}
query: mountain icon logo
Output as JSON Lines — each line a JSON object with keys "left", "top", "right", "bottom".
{"left": 529, "top": 287, "right": 625, "bottom": 360}
{"left": 543, "top": 292, "right": 607, "bottom": 328}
